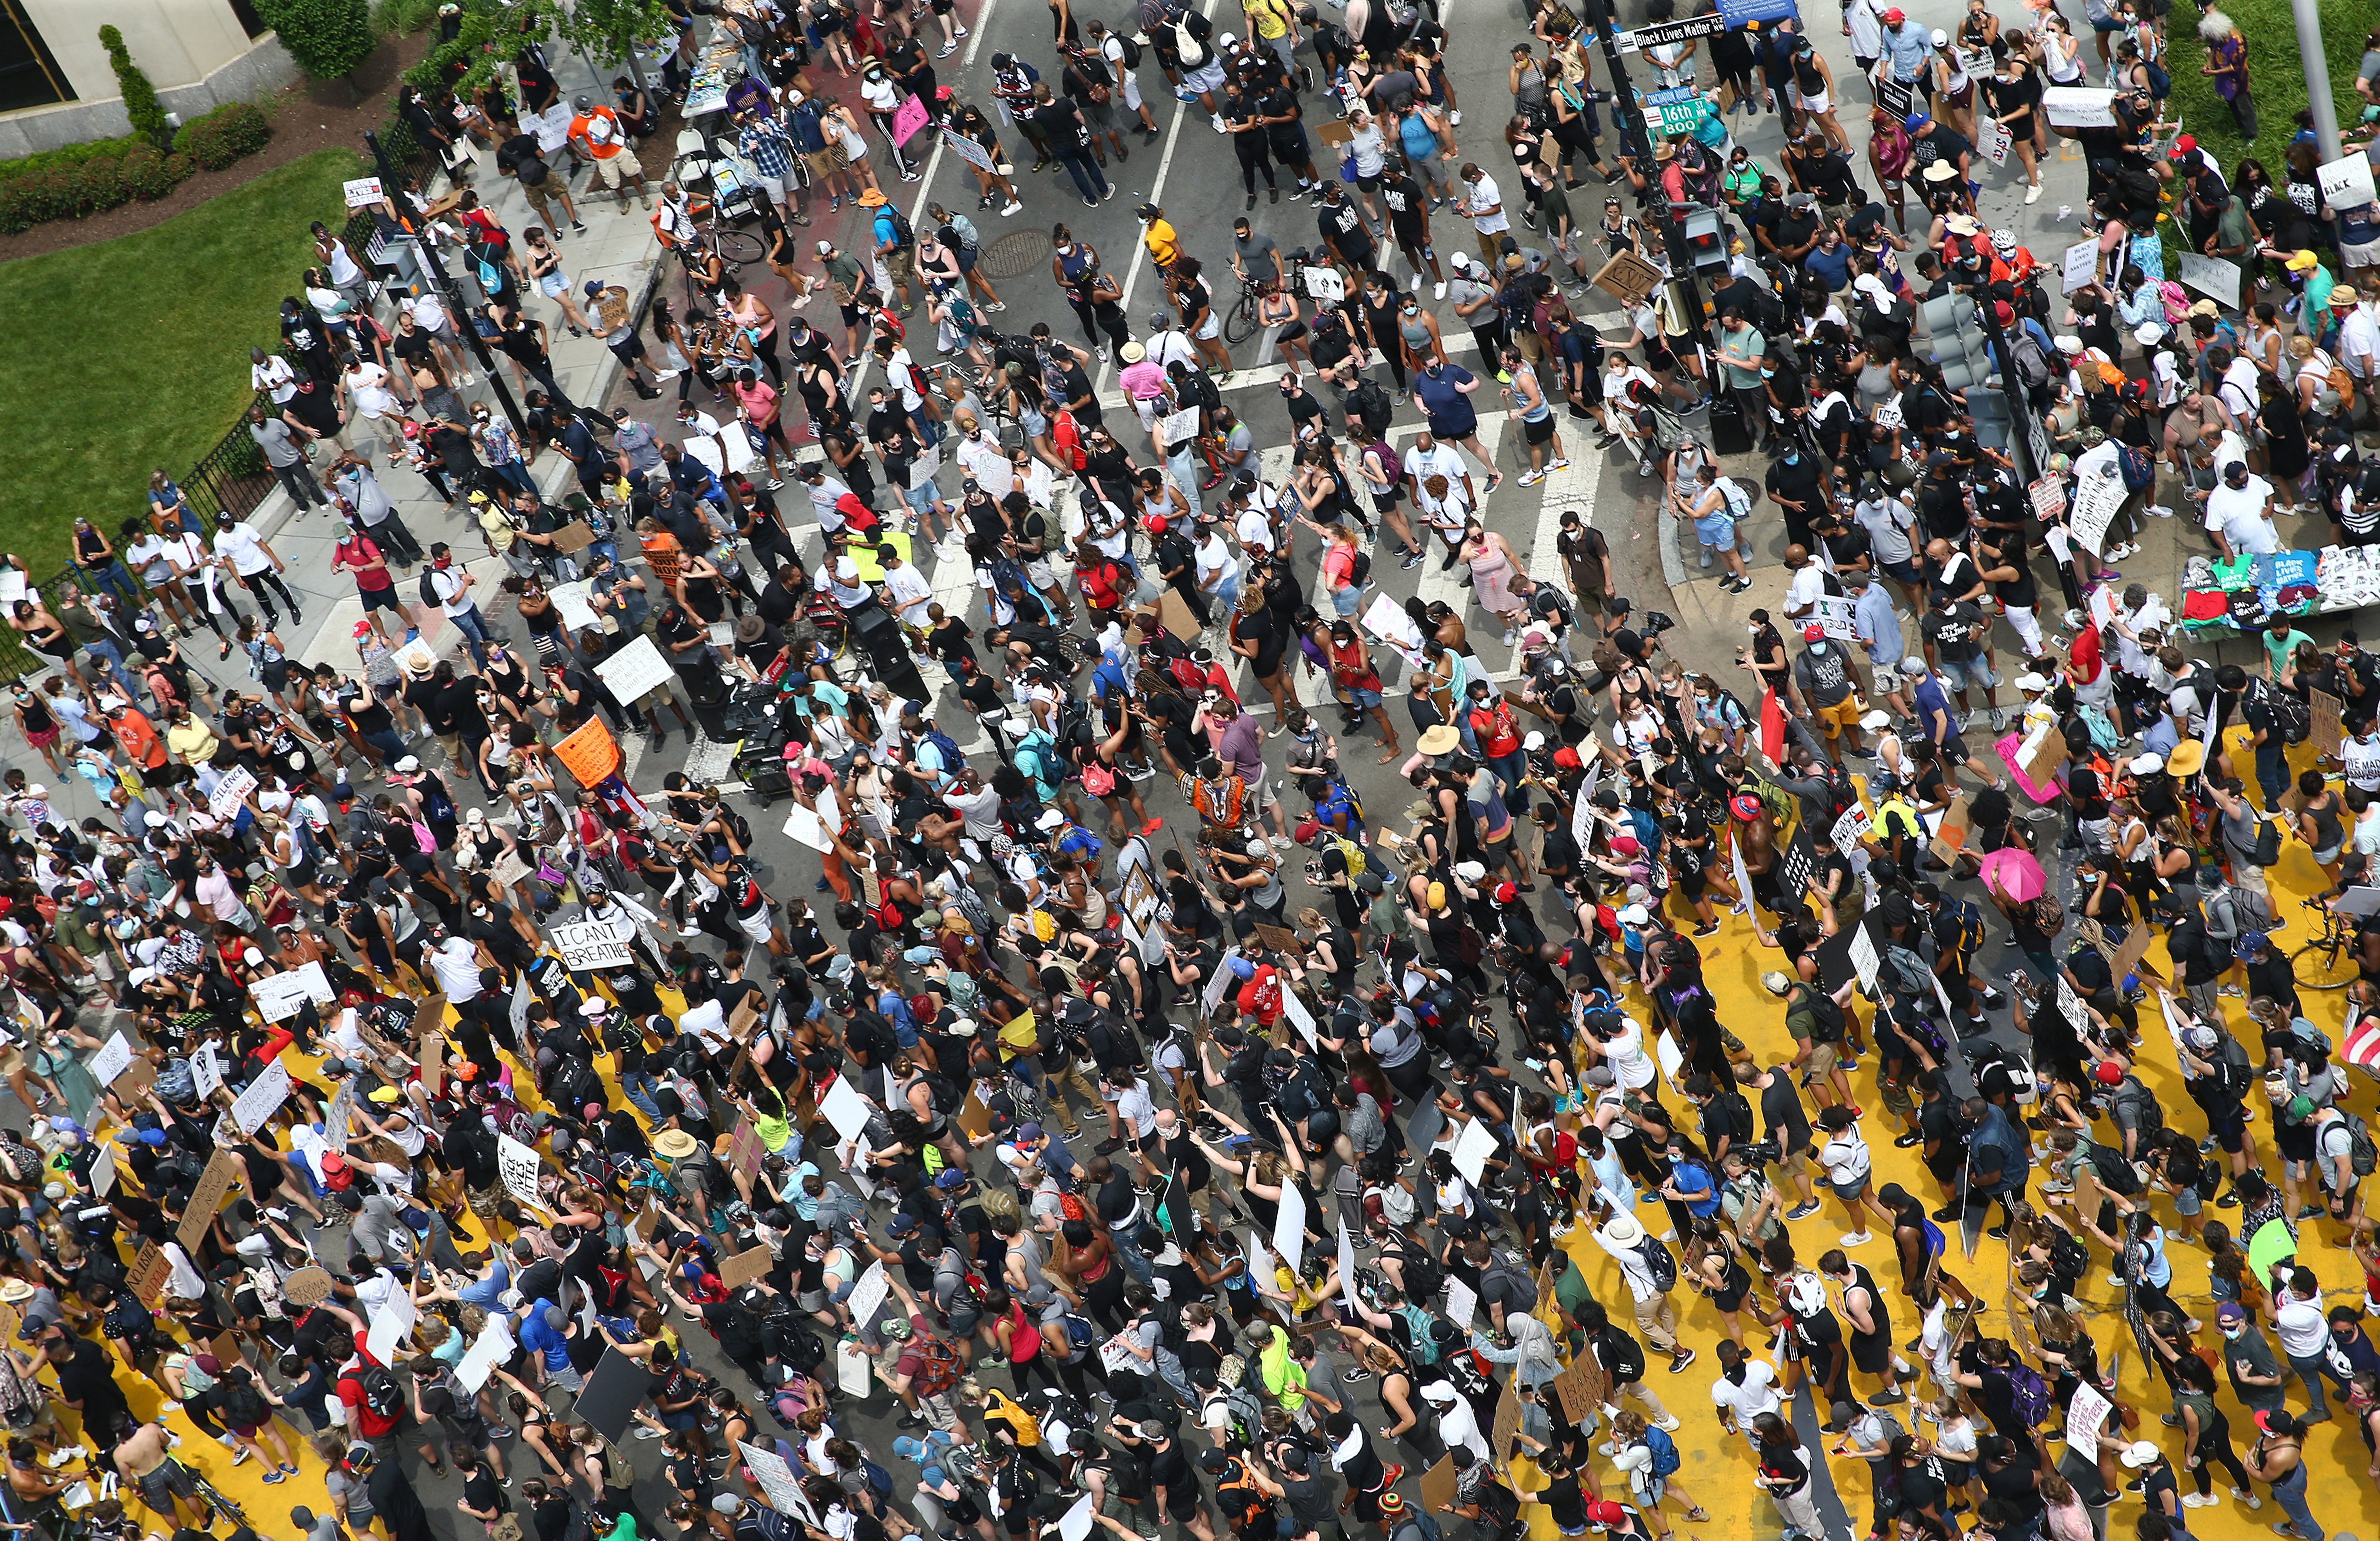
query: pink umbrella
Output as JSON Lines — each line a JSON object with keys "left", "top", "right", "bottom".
{"left": 1978, "top": 847, "right": 2046, "bottom": 904}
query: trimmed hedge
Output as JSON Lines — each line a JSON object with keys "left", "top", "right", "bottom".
{"left": 0, "top": 101, "right": 269, "bottom": 233}
{"left": 174, "top": 101, "right": 273, "bottom": 170}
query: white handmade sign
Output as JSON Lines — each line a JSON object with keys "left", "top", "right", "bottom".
{"left": 497, "top": 1133, "right": 547, "bottom": 1211}
{"left": 89, "top": 1141, "right": 116, "bottom": 1200}
{"left": 593, "top": 634, "right": 676, "bottom": 704}
{"left": 820, "top": 1074, "right": 874, "bottom": 1143}
{"left": 1058, "top": 1494, "right": 1095, "bottom": 1541}
{"left": 550, "top": 920, "right": 634, "bottom": 972}
{"left": 1158, "top": 407, "right": 1202, "bottom": 450}
{"left": 2174, "top": 251, "right": 2241, "bottom": 308}
{"left": 230, "top": 1057, "right": 292, "bottom": 1135}
{"left": 2068, "top": 470, "right": 2128, "bottom": 556}
{"left": 1450, "top": 1117, "right": 1498, "bottom": 1185}
{"left": 548, "top": 580, "right": 603, "bottom": 635}
{"left": 1978, "top": 119, "right": 2012, "bottom": 167}
{"left": 740, "top": 1441, "right": 818, "bottom": 1523}
{"left": 2320, "top": 150, "right": 2380, "bottom": 212}
{"left": 2060, "top": 238, "right": 2101, "bottom": 293}
{"left": 343, "top": 176, "right": 385, "bottom": 208}
{"left": 251, "top": 961, "right": 334, "bottom": 1024}
{"left": 781, "top": 803, "right": 833, "bottom": 852}
{"left": 1445, "top": 1275, "right": 1479, "bottom": 1330}
{"left": 1847, "top": 925, "right": 1881, "bottom": 993}
{"left": 1273, "top": 1176, "right": 1308, "bottom": 1274}
{"left": 1815, "top": 593, "right": 1858, "bottom": 644}
{"left": 454, "top": 1316, "right": 516, "bottom": 1393}
{"left": 87, "top": 1032, "right": 134, "bottom": 1089}
{"left": 2042, "top": 86, "right": 2117, "bottom": 127}
{"left": 191, "top": 1040, "right": 224, "bottom": 1102}
{"left": 365, "top": 1285, "right": 417, "bottom": 1369}
{"left": 2067, "top": 1380, "right": 2115, "bottom": 1461}
{"left": 208, "top": 765, "right": 258, "bottom": 820}
{"left": 1100, "top": 1333, "right": 1142, "bottom": 1377}
{"left": 846, "top": 1260, "right": 892, "bottom": 1330}
{"left": 940, "top": 125, "right": 997, "bottom": 174}
{"left": 1830, "top": 805, "right": 1873, "bottom": 857}
{"left": 1280, "top": 987, "right": 1318, "bottom": 1050}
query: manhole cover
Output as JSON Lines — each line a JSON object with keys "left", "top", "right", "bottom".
{"left": 978, "top": 229, "right": 1054, "bottom": 281}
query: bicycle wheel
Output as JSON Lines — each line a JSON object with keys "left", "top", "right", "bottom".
{"left": 2292, "top": 939, "right": 2358, "bottom": 990}
{"left": 713, "top": 230, "right": 768, "bottom": 266}
{"left": 1223, "top": 288, "right": 1261, "bottom": 346}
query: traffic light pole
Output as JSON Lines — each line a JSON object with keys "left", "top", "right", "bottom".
{"left": 1966, "top": 281, "right": 2043, "bottom": 489}
{"left": 1576, "top": 0, "right": 1713, "bottom": 361}
{"left": 365, "top": 130, "right": 531, "bottom": 441}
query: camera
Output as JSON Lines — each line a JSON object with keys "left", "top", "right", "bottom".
{"left": 1737, "top": 1137, "right": 1782, "bottom": 1165}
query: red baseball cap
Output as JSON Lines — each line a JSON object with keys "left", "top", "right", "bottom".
{"left": 2167, "top": 133, "right": 2197, "bottom": 159}
{"left": 1588, "top": 1503, "right": 1629, "bottom": 1526}
{"left": 1880, "top": 6, "right": 1904, "bottom": 21}
{"left": 2093, "top": 1061, "right": 2124, "bottom": 1085}
{"left": 1803, "top": 623, "right": 1825, "bottom": 641}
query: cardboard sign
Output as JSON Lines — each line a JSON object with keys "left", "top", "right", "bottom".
{"left": 1419, "top": 1456, "right": 1460, "bottom": 1515}
{"left": 2110, "top": 918, "right": 2159, "bottom": 986}
{"left": 2029, "top": 477, "right": 2066, "bottom": 523}
{"left": 720, "top": 1246, "right": 776, "bottom": 1288}
{"left": 1978, "top": 118, "right": 2012, "bottom": 166}
{"left": 552, "top": 717, "right": 620, "bottom": 787}
{"left": 176, "top": 1149, "right": 245, "bottom": 1253}
{"left": 2313, "top": 689, "right": 2346, "bottom": 757}
{"left": 251, "top": 961, "right": 334, "bottom": 1024}
{"left": 208, "top": 764, "right": 258, "bottom": 819}
{"left": 956, "top": 1090, "right": 995, "bottom": 1140}
{"left": 741, "top": 1440, "right": 817, "bottom": 1521}
{"left": 892, "top": 92, "right": 932, "bottom": 145}
{"left": 729, "top": 1117, "right": 766, "bottom": 1181}
{"left": 2019, "top": 724, "right": 2070, "bottom": 790}
{"left": 1550, "top": 1356, "right": 1607, "bottom": 1424}
{"left": 1929, "top": 792, "right": 1971, "bottom": 865}
{"left": 595, "top": 634, "right": 675, "bottom": 704}
{"left": 550, "top": 920, "right": 635, "bottom": 973}
{"left": 1489, "top": 1371, "right": 1524, "bottom": 1468}
{"left": 1591, "top": 249, "right": 1666, "bottom": 309}
{"left": 130, "top": 1243, "right": 172, "bottom": 1308}
{"left": 2320, "top": 150, "right": 2380, "bottom": 212}
{"left": 343, "top": 176, "right": 385, "bottom": 208}
{"left": 88, "top": 1142, "right": 116, "bottom": 1200}
{"left": 490, "top": 850, "right": 534, "bottom": 889}
{"left": 230, "top": 1057, "right": 292, "bottom": 1135}
{"left": 282, "top": 1265, "right": 334, "bottom": 1307}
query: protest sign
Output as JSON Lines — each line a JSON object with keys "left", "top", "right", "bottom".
{"left": 550, "top": 920, "right": 634, "bottom": 972}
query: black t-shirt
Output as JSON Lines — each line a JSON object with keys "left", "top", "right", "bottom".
{"left": 1232, "top": 606, "right": 1286, "bottom": 676}
{"left": 1922, "top": 602, "right": 1987, "bottom": 664}
{"left": 1147, "top": 1445, "right": 1197, "bottom": 1512}
{"left": 1759, "top": 1072, "right": 1811, "bottom": 1149}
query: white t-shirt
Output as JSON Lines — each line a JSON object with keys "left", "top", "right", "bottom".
{"left": 253, "top": 354, "right": 298, "bottom": 404}
{"left": 1711, "top": 1359, "right": 1783, "bottom": 1424}
{"left": 213, "top": 524, "right": 272, "bottom": 578}
{"left": 2274, "top": 1292, "right": 2329, "bottom": 1358}
{"left": 429, "top": 564, "right": 476, "bottom": 617}
{"left": 1464, "top": 173, "right": 1510, "bottom": 234}
{"left": 2204, "top": 477, "right": 2277, "bottom": 555}
{"left": 881, "top": 562, "right": 933, "bottom": 624}
{"left": 347, "top": 362, "right": 399, "bottom": 420}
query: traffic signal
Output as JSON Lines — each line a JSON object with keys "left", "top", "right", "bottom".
{"left": 1921, "top": 293, "right": 1995, "bottom": 395}
{"left": 1675, "top": 204, "right": 1728, "bottom": 272}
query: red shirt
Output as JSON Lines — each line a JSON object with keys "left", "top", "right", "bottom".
{"left": 336, "top": 1337, "right": 399, "bottom": 1437}
{"left": 1468, "top": 698, "right": 1521, "bottom": 759}
{"left": 335, "top": 534, "right": 394, "bottom": 592}
{"left": 1235, "top": 963, "right": 1283, "bottom": 1026}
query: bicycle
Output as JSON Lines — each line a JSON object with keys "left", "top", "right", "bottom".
{"left": 1223, "top": 279, "right": 1264, "bottom": 346}
{"left": 2291, "top": 897, "right": 2359, "bottom": 990}
{"left": 185, "top": 1464, "right": 249, "bottom": 1530}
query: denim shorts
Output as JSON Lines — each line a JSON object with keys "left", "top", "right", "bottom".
{"left": 1938, "top": 656, "right": 1999, "bottom": 693}
{"left": 1695, "top": 512, "right": 1736, "bottom": 547}
{"left": 1348, "top": 686, "right": 1382, "bottom": 709}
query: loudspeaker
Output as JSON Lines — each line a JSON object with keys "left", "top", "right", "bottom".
{"left": 1705, "top": 393, "right": 1752, "bottom": 456}
{"left": 854, "top": 619, "right": 930, "bottom": 703}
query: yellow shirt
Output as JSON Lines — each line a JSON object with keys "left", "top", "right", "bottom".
{"left": 165, "top": 719, "right": 218, "bottom": 767}
{"left": 1144, "top": 219, "right": 1183, "bottom": 270}
{"left": 1244, "top": 0, "right": 1290, "bottom": 39}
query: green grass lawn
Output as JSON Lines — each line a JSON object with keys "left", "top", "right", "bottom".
{"left": 2160, "top": 0, "right": 2361, "bottom": 181}
{"left": 0, "top": 147, "right": 365, "bottom": 573}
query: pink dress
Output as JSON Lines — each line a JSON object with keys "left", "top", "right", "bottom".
{"left": 1466, "top": 541, "right": 1518, "bottom": 614}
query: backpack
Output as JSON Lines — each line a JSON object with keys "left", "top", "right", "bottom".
{"left": 2348, "top": 1111, "right": 2380, "bottom": 1179}
{"left": 1060, "top": 1312, "right": 1097, "bottom": 1349}
{"left": 419, "top": 567, "right": 445, "bottom": 608}
{"left": 2251, "top": 816, "right": 2283, "bottom": 869}
{"left": 2004, "top": 1361, "right": 2055, "bottom": 1428}
{"left": 1633, "top": 1236, "right": 1678, "bottom": 1293}
{"left": 354, "top": 1363, "right": 404, "bottom": 1419}
{"left": 2251, "top": 678, "right": 2313, "bottom": 746}
{"left": 2115, "top": 441, "right": 2155, "bottom": 492}
{"left": 1598, "top": 1327, "right": 1646, "bottom": 1382}
{"left": 1203, "top": 1383, "right": 1264, "bottom": 1444}
{"left": 1118, "top": 30, "right": 1144, "bottom": 65}
{"left": 1789, "top": 983, "right": 1845, "bottom": 1046}
{"left": 2084, "top": 1140, "right": 2144, "bottom": 1196}
{"left": 2142, "top": 55, "right": 2170, "bottom": 96}
{"left": 919, "top": 723, "right": 966, "bottom": 772}
{"left": 885, "top": 205, "right": 915, "bottom": 248}
{"left": 1399, "top": 1303, "right": 1444, "bottom": 1365}
{"left": 1173, "top": 10, "right": 1209, "bottom": 66}
{"left": 1391, "top": 1515, "right": 1447, "bottom": 1541}
{"left": 1645, "top": 1424, "right": 1681, "bottom": 1478}
{"left": 2111, "top": 1079, "right": 2164, "bottom": 1138}
{"left": 1349, "top": 548, "right": 1372, "bottom": 586}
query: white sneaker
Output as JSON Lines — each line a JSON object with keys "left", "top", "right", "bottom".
{"left": 1656, "top": 1416, "right": 1681, "bottom": 1432}
{"left": 1841, "top": 1231, "right": 1872, "bottom": 1246}
{"left": 2183, "top": 1495, "right": 2217, "bottom": 1510}
{"left": 1211, "top": 113, "right": 1227, "bottom": 133}
{"left": 1434, "top": 281, "right": 1448, "bottom": 300}
{"left": 2149, "top": 504, "right": 2176, "bottom": 518}
{"left": 1449, "top": 109, "right": 1462, "bottom": 124}
{"left": 999, "top": 201, "right": 1023, "bottom": 216}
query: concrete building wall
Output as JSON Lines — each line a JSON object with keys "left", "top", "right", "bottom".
{"left": 0, "top": 0, "right": 295, "bottom": 159}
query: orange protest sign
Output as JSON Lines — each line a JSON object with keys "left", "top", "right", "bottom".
{"left": 552, "top": 719, "right": 619, "bottom": 788}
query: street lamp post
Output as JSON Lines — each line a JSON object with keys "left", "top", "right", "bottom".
{"left": 364, "top": 130, "right": 532, "bottom": 441}
{"left": 1574, "top": 0, "right": 1714, "bottom": 360}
